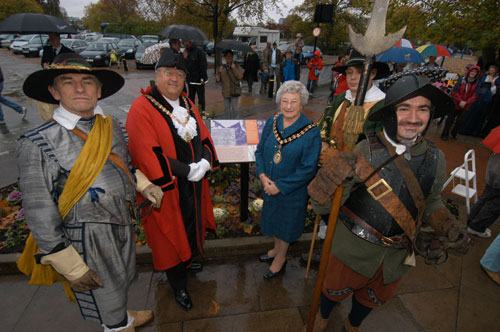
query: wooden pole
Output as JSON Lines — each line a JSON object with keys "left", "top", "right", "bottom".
{"left": 306, "top": 187, "right": 343, "bottom": 332}
{"left": 305, "top": 214, "right": 321, "bottom": 279}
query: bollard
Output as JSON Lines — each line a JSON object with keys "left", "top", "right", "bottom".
{"left": 122, "top": 57, "right": 128, "bottom": 72}
{"left": 268, "top": 75, "right": 274, "bottom": 99}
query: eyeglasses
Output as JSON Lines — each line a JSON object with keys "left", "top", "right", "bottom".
{"left": 281, "top": 99, "right": 300, "bottom": 106}
{"left": 161, "top": 70, "right": 186, "bottom": 79}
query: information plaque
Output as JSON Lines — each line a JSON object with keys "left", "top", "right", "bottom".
{"left": 210, "top": 119, "right": 266, "bottom": 163}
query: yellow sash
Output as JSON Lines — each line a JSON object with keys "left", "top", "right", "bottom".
{"left": 17, "top": 114, "right": 113, "bottom": 301}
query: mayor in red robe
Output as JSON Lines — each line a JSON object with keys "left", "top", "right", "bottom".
{"left": 126, "top": 48, "right": 219, "bottom": 311}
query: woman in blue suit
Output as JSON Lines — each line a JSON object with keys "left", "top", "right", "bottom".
{"left": 256, "top": 80, "right": 322, "bottom": 279}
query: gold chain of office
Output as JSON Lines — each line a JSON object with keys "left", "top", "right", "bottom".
{"left": 145, "top": 94, "right": 193, "bottom": 141}
{"left": 272, "top": 114, "right": 316, "bottom": 164}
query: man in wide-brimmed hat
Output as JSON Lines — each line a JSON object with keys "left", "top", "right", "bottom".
{"left": 317, "top": 51, "right": 391, "bottom": 160}
{"left": 302, "top": 51, "right": 391, "bottom": 267}
{"left": 17, "top": 53, "right": 153, "bottom": 331}
{"left": 126, "top": 48, "right": 219, "bottom": 311}
{"left": 306, "top": 73, "right": 470, "bottom": 332}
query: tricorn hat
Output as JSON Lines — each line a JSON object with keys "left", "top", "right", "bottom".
{"left": 370, "top": 73, "right": 453, "bottom": 121}
{"left": 23, "top": 53, "right": 124, "bottom": 104}
{"left": 331, "top": 50, "right": 390, "bottom": 79}
{"left": 156, "top": 47, "right": 187, "bottom": 73}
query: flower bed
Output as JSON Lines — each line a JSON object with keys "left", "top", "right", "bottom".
{"left": 1, "top": 165, "right": 459, "bottom": 255}
{"left": 0, "top": 165, "right": 317, "bottom": 255}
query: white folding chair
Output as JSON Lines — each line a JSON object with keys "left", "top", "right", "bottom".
{"left": 442, "top": 149, "right": 478, "bottom": 214}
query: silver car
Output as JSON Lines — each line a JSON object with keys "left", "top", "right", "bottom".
{"left": 10, "top": 34, "right": 39, "bottom": 54}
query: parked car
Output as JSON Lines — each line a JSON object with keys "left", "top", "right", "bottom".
{"left": 118, "top": 38, "right": 142, "bottom": 59}
{"left": 80, "top": 42, "right": 120, "bottom": 66}
{"left": 39, "top": 39, "right": 90, "bottom": 57}
{"left": 139, "top": 35, "right": 159, "bottom": 44}
{"left": 10, "top": 34, "right": 44, "bottom": 54}
{"left": 205, "top": 41, "right": 215, "bottom": 55}
{"left": 0, "top": 34, "right": 16, "bottom": 48}
{"left": 97, "top": 37, "right": 120, "bottom": 45}
{"left": 61, "top": 39, "right": 89, "bottom": 54}
{"left": 103, "top": 33, "right": 136, "bottom": 40}
{"left": 302, "top": 46, "right": 322, "bottom": 65}
{"left": 135, "top": 42, "right": 158, "bottom": 69}
{"left": 21, "top": 36, "right": 49, "bottom": 57}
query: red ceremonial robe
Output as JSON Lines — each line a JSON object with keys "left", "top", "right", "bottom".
{"left": 126, "top": 88, "right": 219, "bottom": 271}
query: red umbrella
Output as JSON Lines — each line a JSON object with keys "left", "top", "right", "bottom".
{"left": 416, "top": 44, "right": 453, "bottom": 57}
{"left": 482, "top": 126, "right": 500, "bottom": 153}
{"left": 393, "top": 38, "right": 415, "bottom": 49}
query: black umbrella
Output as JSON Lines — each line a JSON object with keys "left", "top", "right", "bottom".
{"left": 0, "top": 13, "right": 77, "bottom": 34}
{"left": 159, "top": 25, "right": 207, "bottom": 41}
{"left": 215, "top": 40, "right": 252, "bottom": 53}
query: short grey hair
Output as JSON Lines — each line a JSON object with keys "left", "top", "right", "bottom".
{"left": 275, "top": 80, "right": 309, "bottom": 107}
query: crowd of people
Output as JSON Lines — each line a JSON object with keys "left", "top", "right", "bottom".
{"left": 5, "top": 31, "right": 499, "bottom": 332}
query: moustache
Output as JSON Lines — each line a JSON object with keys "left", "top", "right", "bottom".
{"left": 399, "top": 121, "right": 424, "bottom": 127}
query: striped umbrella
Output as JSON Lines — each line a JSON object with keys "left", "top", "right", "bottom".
{"left": 393, "top": 38, "right": 415, "bottom": 49}
{"left": 416, "top": 44, "right": 453, "bottom": 57}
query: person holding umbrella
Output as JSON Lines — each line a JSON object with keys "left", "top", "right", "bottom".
{"left": 183, "top": 39, "right": 208, "bottom": 113}
{"left": 243, "top": 44, "right": 260, "bottom": 93}
{"left": 306, "top": 73, "right": 471, "bottom": 332}
{"left": 41, "top": 32, "right": 74, "bottom": 68}
{"left": 216, "top": 50, "right": 244, "bottom": 118}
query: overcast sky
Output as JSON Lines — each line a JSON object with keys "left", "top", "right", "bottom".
{"left": 60, "top": 0, "right": 298, "bottom": 23}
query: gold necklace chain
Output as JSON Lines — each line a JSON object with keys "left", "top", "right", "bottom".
{"left": 272, "top": 114, "right": 315, "bottom": 146}
{"left": 145, "top": 94, "right": 191, "bottom": 127}
{"left": 272, "top": 114, "right": 315, "bottom": 164}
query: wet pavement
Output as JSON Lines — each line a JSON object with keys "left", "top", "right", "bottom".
{"left": 2, "top": 235, "right": 500, "bottom": 332}
{"left": 1, "top": 48, "right": 500, "bottom": 331}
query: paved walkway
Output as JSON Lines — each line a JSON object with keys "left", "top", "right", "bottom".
{"left": 1, "top": 48, "right": 499, "bottom": 331}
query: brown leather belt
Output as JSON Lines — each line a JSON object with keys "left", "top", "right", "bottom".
{"left": 342, "top": 206, "right": 411, "bottom": 251}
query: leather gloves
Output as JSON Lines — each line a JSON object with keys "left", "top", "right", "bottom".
{"left": 318, "top": 146, "right": 339, "bottom": 165}
{"left": 308, "top": 151, "right": 360, "bottom": 205}
{"left": 40, "top": 245, "right": 103, "bottom": 292}
{"left": 188, "top": 159, "right": 211, "bottom": 182}
{"left": 426, "top": 206, "right": 472, "bottom": 256}
{"left": 142, "top": 184, "right": 163, "bottom": 208}
{"left": 135, "top": 169, "right": 163, "bottom": 208}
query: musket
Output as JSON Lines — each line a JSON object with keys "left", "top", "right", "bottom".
{"left": 306, "top": 1, "right": 405, "bottom": 331}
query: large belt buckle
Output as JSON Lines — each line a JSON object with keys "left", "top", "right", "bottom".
{"left": 367, "top": 179, "right": 392, "bottom": 201}
{"left": 381, "top": 236, "right": 395, "bottom": 246}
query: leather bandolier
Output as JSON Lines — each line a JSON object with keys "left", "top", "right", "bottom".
{"left": 340, "top": 133, "right": 439, "bottom": 249}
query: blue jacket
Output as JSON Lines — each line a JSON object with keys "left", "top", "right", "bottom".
{"left": 256, "top": 113, "right": 321, "bottom": 242}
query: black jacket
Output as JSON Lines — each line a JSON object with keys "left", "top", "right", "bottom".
{"left": 185, "top": 45, "right": 208, "bottom": 83}
{"left": 41, "top": 44, "right": 74, "bottom": 68}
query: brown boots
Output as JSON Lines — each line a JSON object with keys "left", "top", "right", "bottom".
{"left": 301, "top": 311, "right": 329, "bottom": 332}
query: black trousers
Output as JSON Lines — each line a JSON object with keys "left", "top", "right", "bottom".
{"left": 188, "top": 84, "right": 206, "bottom": 113}
{"left": 442, "top": 108, "right": 467, "bottom": 138}
{"left": 468, "top": 184, "right": 500, "bottom": 232}
{"left": 165, "top": 261, "right": 189, "bottom": 291}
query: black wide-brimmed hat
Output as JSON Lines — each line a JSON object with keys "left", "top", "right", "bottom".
{"left": 370, "top": 73, "right": 453, "bottom": 121}
{"left": 23, "top": 53, "right": 124, "bottom": 104}
{"left": 332, "top": 50, "right": 390, "bottom": 79}
{"left": 156, "top": 47, "right": 187, "bottom": 73}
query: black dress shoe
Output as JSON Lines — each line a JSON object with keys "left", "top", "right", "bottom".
{"left": 174, "top": 289, "right": 193, "bottom": 311}
{"left": 259, "top": 253, "right": 275, "bottom": 262}
{"left": 189, "top": 262, "right": 203, "bottom": 272}
{"left": 263, "top": 261, "right": 287, "bottom": 279}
